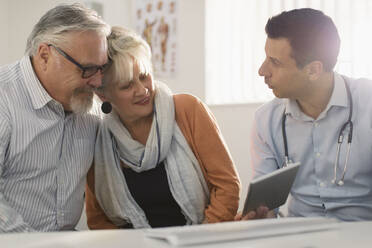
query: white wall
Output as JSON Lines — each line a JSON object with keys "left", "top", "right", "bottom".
{"left": 157, "top": 0, "right": 206, "bottom": 98}
{"left": 1, "top": 0, "right": 260, "bottom": 218}
{"left": 0, "top": 0, "right": 9, "bottom": 65}
{"left": 211, "top": 103, "right": 260, "bottom": 208}
{"left": 3, "top": 0, "right": 132, "bottom": 63}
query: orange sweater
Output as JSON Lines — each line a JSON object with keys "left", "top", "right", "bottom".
{"left": 85, "top": 94, "right": 241, "bottom": 229}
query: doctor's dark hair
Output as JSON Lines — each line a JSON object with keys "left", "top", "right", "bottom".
{"left": 265, "top": 8, "right": 340, "bottom": 71}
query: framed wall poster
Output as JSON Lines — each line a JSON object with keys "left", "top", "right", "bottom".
{"left": 134, "top": 0, "right": 177, "bottom": 78}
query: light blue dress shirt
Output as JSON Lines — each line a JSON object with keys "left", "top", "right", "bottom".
{"left": 0, "top": 57, "right": 99, "bottom": 232}
{"left": 251, "top": 72, "right": 372, "bottom": 221}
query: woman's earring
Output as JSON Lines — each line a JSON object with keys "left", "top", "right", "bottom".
{"left": 101, "top": 101, "right": 112, "bottom": 114}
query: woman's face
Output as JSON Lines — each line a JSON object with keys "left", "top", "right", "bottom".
{"left": 106, "top": 63, "right": 155, "bottom": 124}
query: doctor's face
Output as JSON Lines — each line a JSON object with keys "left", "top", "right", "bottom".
{"left": 258, "top": 38, "right": 308, "bottom": 99}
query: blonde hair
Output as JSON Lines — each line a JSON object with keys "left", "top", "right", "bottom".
{"left": 102, "top": 26, "right": 153, "bottom": 92}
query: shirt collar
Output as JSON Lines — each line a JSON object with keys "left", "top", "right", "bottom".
{"left": 284, "top": 72, "right": 348, "bottom": 119}
{"left": 328, "top": 72, "right": 348, "bottom": 108}
{"left": 20, "top": 56, "right": 53, "bottom": 110}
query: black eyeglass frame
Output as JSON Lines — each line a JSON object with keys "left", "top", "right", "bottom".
{"left": 48, "top": 44, "right": 111, "bottom": 79}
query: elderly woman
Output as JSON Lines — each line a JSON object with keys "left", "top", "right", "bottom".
{"left": 86, "top": 26, "right": 240, "bottom": 229}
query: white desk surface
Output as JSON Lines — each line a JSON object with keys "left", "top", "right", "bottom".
{"left": 1, "top": 220, "right": 371, "bottom": 248}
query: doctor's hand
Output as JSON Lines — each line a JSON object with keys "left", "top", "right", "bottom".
{"left": 234, "top": 206, "right": 275, "bottom": 221}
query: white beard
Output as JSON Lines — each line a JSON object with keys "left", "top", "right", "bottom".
{"left": 69, "top": 87, "right": 94, "bottom": 114}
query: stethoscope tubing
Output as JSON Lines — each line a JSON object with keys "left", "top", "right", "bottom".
{"left": 281, "top": 76, "right": 353, "bottom": 185}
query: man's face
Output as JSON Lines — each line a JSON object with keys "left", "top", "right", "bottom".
{"left": 258, "top": 37, "right": 308, "bottom": 99}
{"left": 48, "top": 30, "right": 108, "bottom": 113}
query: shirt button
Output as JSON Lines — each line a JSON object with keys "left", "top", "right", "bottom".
{"left": 314, "top": 122, "right": 319, "bottom": 127}
{"left": 316, "top": 152, "right": 321, "bottom": 157}
{"left": 319, "top": 182, "right": 325, "bottom": 187}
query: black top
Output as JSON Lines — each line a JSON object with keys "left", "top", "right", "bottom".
{"left": 122, "top": 162, "right": 186, "bottom": 228}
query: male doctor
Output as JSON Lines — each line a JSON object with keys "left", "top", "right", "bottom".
{"left": 242, "top": 8, "right": 372, "bottom": 221}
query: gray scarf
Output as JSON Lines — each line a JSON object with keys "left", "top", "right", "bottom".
{"left": 94, "top": 81, "right": 209, "bottom": 228}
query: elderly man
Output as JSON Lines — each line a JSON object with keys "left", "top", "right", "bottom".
{"left": 0, "top": 3, "right": 110, "bottom": 232}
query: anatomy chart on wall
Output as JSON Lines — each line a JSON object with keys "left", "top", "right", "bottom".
{"left": 134, "top": 0, "right": 177, "bottom": 78}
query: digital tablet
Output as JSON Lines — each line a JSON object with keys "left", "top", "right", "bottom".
{"left": 242, "top": 162, "right": 301, "bottom": 215}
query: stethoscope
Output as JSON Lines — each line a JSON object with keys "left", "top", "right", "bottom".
{"left": 282, "top": 77, "right": 353, "bottom": 186}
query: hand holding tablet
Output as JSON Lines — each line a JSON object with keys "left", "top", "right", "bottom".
{"left": 242, "top": 162, "right": 301, "bottom": 216}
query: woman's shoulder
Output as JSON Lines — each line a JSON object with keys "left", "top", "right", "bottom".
{"left": 173, "top": 93, "right": 215, "bottom": 129}
{"left": 173, "top": 94, "right": 204, "bottom": 125}
{"left": 173, "top": 93, "right": 200, "bottom": 107}
{"left": 173, "top": 93, "right": 206, "bottom": 117}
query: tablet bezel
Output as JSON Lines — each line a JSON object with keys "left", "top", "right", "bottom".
{"left": 242, "top": 162, "right": 300, "bottom": 215}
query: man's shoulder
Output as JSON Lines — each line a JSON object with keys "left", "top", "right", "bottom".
{"left": 254, "top": 98, "right": 285, "bottom": 122}
{"left": 0, "top": 61, "right": 25, "bottom": 108}
{"left": 343, "top": 75, "right": 372, "bottom": 106}
{"left": 0, "top": 61, "right": 22, "bottom": 113}
{"left": 348, "top": 76, "right": 372, "bottom": 92}
{"left": 0, "top": 61, "right": 21, "bottom": 90}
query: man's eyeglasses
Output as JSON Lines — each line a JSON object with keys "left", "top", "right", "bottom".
{"left": 48, "top": 44, "right": 111, "bottom": 79}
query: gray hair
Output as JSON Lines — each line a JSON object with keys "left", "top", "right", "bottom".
{"left": 101, "top": 26, "right": 153, "bottom": 92}
{"left": 26, "top": 3, "right": 110, "bottom": 56}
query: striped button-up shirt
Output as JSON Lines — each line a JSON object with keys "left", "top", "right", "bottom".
{"left": 0, "top": 56, "right": 99, "bottom": 232}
